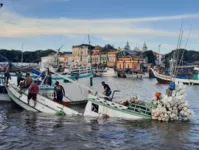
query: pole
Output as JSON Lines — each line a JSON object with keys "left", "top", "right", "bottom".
{"left": 21, "top": 44, "right": 24, "bottom": 63}
{"left": 158, "top": 45, "right": 161, "bottom": 65}
{"left": 88, "top": 34, "right": 93, "bottom": 86}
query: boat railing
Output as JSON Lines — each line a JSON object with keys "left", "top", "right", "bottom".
{"left": 71, "top": 67, "right": 92, "bottom": 75}
{"left": 127, "top": 101, "right": 155, "bottom": 116}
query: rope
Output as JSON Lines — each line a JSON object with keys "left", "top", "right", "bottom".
{"left": 175, "top": 25, "right": 192, "bottom": 76}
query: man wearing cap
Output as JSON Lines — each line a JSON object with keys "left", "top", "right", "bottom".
{"left": 54, "top": 81, "right": 65, "bottom": 104}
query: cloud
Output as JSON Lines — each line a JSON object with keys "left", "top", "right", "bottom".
{"left": 0, "top": 9, "right": 198, "bottom": 38}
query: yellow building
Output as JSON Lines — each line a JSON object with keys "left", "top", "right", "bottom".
{"left": 107, "top": 51, "right": 118, "bottom": 67}
{"left": 72, "top": 44, "right": 93, "bottom": 64}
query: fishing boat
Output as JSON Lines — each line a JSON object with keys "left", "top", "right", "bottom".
{"left": 39, "top": 51, "right": 94, "bottom": 103}
{"left": 84, "top": 93, "right": 154, "bottom": 119}
{"left": 151, "top": 68, "right": 199, "bottom": 85}
{"left": 6, "top": 83, "right": 81, "bottom": 115}
{"left": 40, "top": 67, "right": 93, "bottom": 103}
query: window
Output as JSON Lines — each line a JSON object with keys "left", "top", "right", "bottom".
{"left": 91, "top": 103, "right": 99, "bottom": 113}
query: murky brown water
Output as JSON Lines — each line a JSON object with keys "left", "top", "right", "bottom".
{"left": 0, "top": 77, "right": 199, "bottom": 150}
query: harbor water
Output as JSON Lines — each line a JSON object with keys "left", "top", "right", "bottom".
{"left": 0, "top": 77, "right": 199, "bottom": 150}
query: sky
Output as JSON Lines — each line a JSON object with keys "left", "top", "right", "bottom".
{"left": 0, "top": 0, "right": 199, "bottom": 53}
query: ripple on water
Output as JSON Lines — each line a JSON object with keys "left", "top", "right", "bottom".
{"left": 0, "top": 78, "right": 199, "bottom": 149}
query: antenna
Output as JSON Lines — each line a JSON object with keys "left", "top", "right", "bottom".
{"left": 21, "top": 44, "right": 24, "bottom": 63}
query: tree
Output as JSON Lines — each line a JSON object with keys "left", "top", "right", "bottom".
{"left": 143, "top": 50, "right": 156, "bottom": 65}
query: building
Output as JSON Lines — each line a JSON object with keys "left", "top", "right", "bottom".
{"left": 118, "top": 41, "right": 138, "bottom": 57}
{"left": 100, "top": 44, "right": 118, "bottom": 67}
{"left": 72, "top": 44, "right": 94, "bottom": 64}
{"left": 92, "top": 45, "right": 102, "bottom": 65}
{"left": 116, "top": 56, "right": 143, "bottom": 71}
{"left": 107, "top": 51, "right": 118, "bottom": 67}
{"left": 41, "top": 53, "right": 57, "bottom": 65}
{"left": 64, "top": 53, "right": 73, "bottom": 65}
{"left": 116, "top": 41, "right": 143, "bottom": 71}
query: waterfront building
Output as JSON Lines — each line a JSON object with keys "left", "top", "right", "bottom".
{"left": 116, "top": 56, "right": 143, "bottom": 71}
{"left": 92, "top": 45, "right": 102, "bottom": 65}
{"left": 72, "top": 44, "right": 94, "bottom": 64}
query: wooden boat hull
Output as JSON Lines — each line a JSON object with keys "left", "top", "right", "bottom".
{"left": 151, "top": 68, "right": 199, "bottom": 85}
{"left": 6, "top": 83, "right": 81, "bottom": 115}
{"left": 84, "top": 94, "right": 152, "bottom": 120}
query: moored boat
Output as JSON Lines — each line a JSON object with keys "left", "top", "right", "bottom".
{"left": 151, "top": 68, "right": 199, "bottom": 85}
{"left": 94, "top": 67, "right": 117, "bottom": 77}
{"left": 125, "top": 72, "right": 149, "bottom": 79}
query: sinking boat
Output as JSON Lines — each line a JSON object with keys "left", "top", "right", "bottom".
{"left": 84, "top": 93, "right": 154, "bottom": 120}
{"left": 6, "top": 83, "right": 81, "bottom": 115}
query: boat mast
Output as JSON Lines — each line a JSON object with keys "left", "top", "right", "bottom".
{"left": 175, "top": 25, "right": 192, "bottom": 74}
{"left": 171, "top": 20, "right": 184, "bottom": 76}
{"left": 21, "top": 44, "right": 24, "bottom": 63}
{"left": 88, "top": 34, "right": 93, "bottom": 86}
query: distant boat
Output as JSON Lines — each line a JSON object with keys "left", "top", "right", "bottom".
{"left": 94, "top": 67, "right": 117, "bottom": 77}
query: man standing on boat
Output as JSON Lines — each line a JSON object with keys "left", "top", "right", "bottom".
{"left": 17, "top": 71, "right": 23, "bottom": 87}
{"left": 28, "top": 80, "right": 39, "bottom": 107}
{"left": 102, "top": 81, "right": 112, "bottom": 97}
{"left": 24, "top": 73, "right": 33, "bottom": 88}
{"left": 54, "top": 81, "right": 65, "bottom": 104}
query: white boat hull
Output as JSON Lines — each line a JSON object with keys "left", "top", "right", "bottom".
{"left": 9, "top": 73, "right": 93, "bottom": 103}
{"left": 94, "top": 68, "right": 117, "bottom": 77}
{"left": 6, "top": 83, "right": 81, "bottom": 115}
{"left": 125, "top": 73, "right": 149, "bottom": 79}
{"left": 101, "top": 72, "right": 117, "bottom": 77}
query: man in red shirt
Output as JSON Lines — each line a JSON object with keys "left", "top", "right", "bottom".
{"left": 28, "top": 80, "right": 39, "bottom": 107}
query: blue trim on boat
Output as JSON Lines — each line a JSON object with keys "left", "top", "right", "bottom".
{"left": 0, "top": 73, "right": 93, "bottom": 80}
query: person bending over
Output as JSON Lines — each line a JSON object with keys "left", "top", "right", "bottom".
{"left": 101, "top": 81, "right": 112, "bottom": 97}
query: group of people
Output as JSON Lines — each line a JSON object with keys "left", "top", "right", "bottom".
{"left": 5, "top": 68, "right": 65, "bottom": 107}
{"left": 4, "top": 66, "right": 113, "bottom": 107}
{"left": 155, "top": 81, "right": 176, "bottom": 100}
